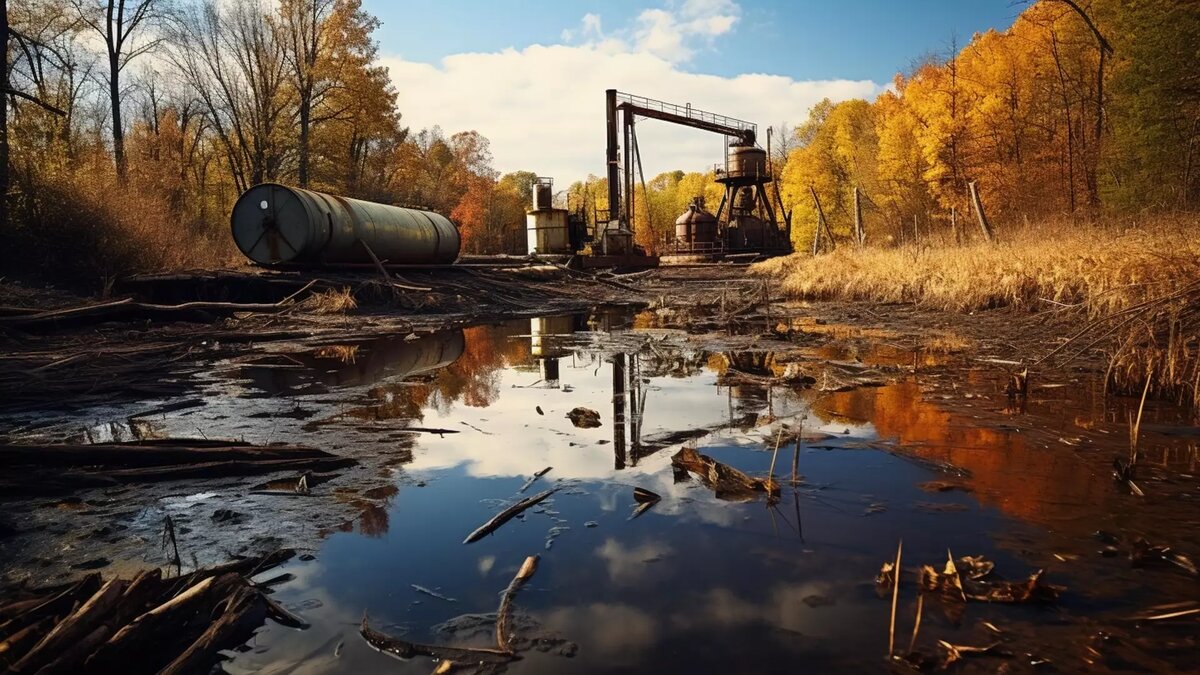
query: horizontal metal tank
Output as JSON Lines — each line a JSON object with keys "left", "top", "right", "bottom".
{"left": 675, "top": 202, "right": 718, "bottom": 244}
{"left": 231, "top": 183, "right": 460, "bottom": 266}
{"left": 727, "top": 145, "right": 768, "bottom": 180}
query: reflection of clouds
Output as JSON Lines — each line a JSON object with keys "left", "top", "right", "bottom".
{"left": 543, "top": 603, "right": 658, "bottom": 657}
{"left": 477, "top": 555, "right": 495, "bottom": 576}
{"left": 670, "top": 582, "right": 837, "bottom": 637}
{"left": 595, "top": 538, "right": 674, "bottom": 586}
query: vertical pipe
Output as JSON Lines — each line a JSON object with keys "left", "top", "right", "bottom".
{"left": 605, "top": 89, "right": 620, "bottom": 225}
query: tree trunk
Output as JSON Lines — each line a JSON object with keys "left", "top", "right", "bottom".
{"left": 109, "top": 51, "right": 126, "bottom": 181}
{"left": 297, "top": 91, "right": 310, "bottom": 187}
{"left": 1, "top": 0, "right": 9, "bottom": 235}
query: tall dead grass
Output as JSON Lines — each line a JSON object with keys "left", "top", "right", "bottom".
{"left": 754, "top": 216, "right": 1200, "bottom": 411}
{"left": 5, "top": 161, "right": 239, "bottom": 288}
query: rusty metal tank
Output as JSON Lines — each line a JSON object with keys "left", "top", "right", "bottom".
{"left": 231, "top": 183, "right": 460, "bottom": 266}
{"left": 727, "top": 145, "right": 768, "bottom": 180}
{"left": 674, "top": 202, "right": 718, "bottom": 244}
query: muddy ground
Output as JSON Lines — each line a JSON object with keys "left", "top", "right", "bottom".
{"left": 0, "top": 264, "right": 1197, "bottom": 673}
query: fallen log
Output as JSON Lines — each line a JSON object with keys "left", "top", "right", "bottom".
{"left": 0, "top": 298, "right": 290, "bottom": 333}
{"left": 463, "top": 488, "right": 559, "bottom": 544}
{"left": 360, "top": 615, "right": 515, "bottom": 664}
{"left": 517, "top": 467, "right": 552, "bottom": 494}
{"left": 0, "top": 441, "right": 334, "bottom": 468}
{"left": 86, "top": 456, "right": 356, "bottom": 483}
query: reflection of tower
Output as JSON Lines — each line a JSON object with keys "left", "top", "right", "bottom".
{"left": 611, "top": 352, "right": 645, "bottom": 470}
{"left": 530, "top": 316, "right": 578, "bottom": 387}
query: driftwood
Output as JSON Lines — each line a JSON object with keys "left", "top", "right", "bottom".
{"left": 90, "top": 456, "right": 356, "bottom": 483}
{"left": 671, "top": 447, "right": 778, "bottom": 501}
{"left": 517, "top": 466, "right": 552, "bottom": 494}
{"left": 463, "top": 488, "right": 559, "bottom": 544}
{"left": 9, "top": 578, "right": 129, "bottom": 673}
{"left": 158, "top": 585, "right": 268, "bottom": 675}
{"left": 0, "top": 551, "right": 301, "bottom": 675}
{"left": 0, "top": 574, "right": 100, "bottom": 642}
{"left": 496, "top": 556, "right": 539, "bottom": 652}
{"left": 360, "top": 615, "right": 516, "bottom": 664}
{"left": 0, "top": 297, "right": 292, "bottom": 333}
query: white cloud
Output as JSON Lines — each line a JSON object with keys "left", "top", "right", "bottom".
{"left": 381, "top": 2, "right": 882, "bottom": 184}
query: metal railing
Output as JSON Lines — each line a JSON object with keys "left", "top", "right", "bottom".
{"left": 615, "top": 92, "right": 756, "bottom": 137}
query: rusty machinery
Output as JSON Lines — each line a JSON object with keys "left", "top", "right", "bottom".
{"left": 604, "top": 88, "right": 792, "bottom": 261}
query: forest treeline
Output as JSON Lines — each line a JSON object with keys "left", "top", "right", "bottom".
{"left": 2, "top": 0, "right": 530, "bottom": 282}
{"left": 579, "top": 0, "right": 1199, "bottom": 251}
{"left": 2, "top": 0, "right": 1196, "bottom": 284}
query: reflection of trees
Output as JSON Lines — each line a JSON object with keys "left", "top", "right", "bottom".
{"left": 822, "top": 381, "right": 1112, "bottom": 527}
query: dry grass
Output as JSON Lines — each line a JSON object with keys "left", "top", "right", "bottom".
{"left": 5, "top": 161, "right": 240, "bottom": 287}
{"left": 755, "top": 217, "right": 1200, "bottom": 411}
{"left": 301, "top": 287, "right": 358, "bottom": 314}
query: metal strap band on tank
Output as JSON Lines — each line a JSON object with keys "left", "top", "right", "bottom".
{"left": 416, "top": 210, "right": 443, "bottom": 262}
{"left": 309, "top": 190, "right": 336, "bottom": 252}
{"left": 330, "top": 194, "right": 367, "bottom": 259}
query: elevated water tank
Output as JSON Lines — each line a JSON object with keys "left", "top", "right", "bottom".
{"left": 675, "top": 201, "right": 718, "bottom": 244}
{"left": 231, "top": 183, "right": 460, "bottom": 266}
{"left": 727, "top": 145, "right": 768, "bottom": 180}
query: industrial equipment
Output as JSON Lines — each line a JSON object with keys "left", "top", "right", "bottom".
{"left": 526, "top": 177, "right": 588, "bottom": 255}
{"left": 230, "top": 183, "right": 460, "bottom": 266}
{"left": 603, "top": 89, "right": 792, "bottom": 261}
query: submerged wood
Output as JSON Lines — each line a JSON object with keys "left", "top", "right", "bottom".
{"left": 463, "top": 488, "right": 559, "bottom": 544}
{"left": 158, "top": 585, "right": 268, "bottom": 675}
{"left": 496, "top": 556, "right": 539, "bottom": 652}
{"left": 670, "top": 447, "right": 779, "bottom": 500}
{"left": 360, "top": 615, "right": 516, "bottom": 664}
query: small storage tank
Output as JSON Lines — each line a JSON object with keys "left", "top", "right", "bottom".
{"left": 526, "top": 210, "right": 571, "bottom": 254}
{"left": 727, "top": 145, "right": 768, "bottom": 180}
{"left": 231, "top": 183, "right": 460, "bottom": 266}
{"left": 674, "top": 202, "right": 718, "bottom": 244}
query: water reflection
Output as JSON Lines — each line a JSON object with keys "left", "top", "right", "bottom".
{"left": 213, "top": 310, "right": 1197, "bottom": 675}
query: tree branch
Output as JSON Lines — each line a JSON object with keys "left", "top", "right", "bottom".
{"left": 4, "top": 88, "right": 68, "bottom": 116}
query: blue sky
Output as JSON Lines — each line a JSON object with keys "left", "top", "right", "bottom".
{"left": 365, "top": 1, "right": 1023, "bottom": 181}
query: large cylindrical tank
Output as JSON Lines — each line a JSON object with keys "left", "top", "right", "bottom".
{"left": 231, "top": 183, "right": 460, "bottom": 266}
{"left": 674, "top": 203, "right": 718, "bottom": 244}
{"left": 526, "top": 209, "right": 571, "bottom": 254}
{"left": 728, "top": 146, "right": 768, "bottom": 179}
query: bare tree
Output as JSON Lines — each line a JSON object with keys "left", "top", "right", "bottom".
{"left": 68, "top": 0, "right": 164, "bottom": 181}
{"left": 167, "top": 0, "right": 291, "bottom": 192}
{"left": 279, "top": 0, "right": 335, "bottom": 188}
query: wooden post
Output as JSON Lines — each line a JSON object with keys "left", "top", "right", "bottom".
{"left": 968, "top": 181, "right": 994, "bottom": 241}
{"left": 853, "top": 187, "right": 864, "bottom": 245}
{"left": 809, "top": 186, "right": 834, "bottom": 254}
{"left": 810, "top": 186, "right": 822, "bottom": 255}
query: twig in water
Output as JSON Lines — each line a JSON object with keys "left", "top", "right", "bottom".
{"left": 888, "top": 539, "right": 903, "bottom": 658}
{"left": 907, "top": 592, "right": 924, "bottom": 654}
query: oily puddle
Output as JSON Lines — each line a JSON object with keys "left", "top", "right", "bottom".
{"left": 195, "top": 312, "right": 1196, "bottom": 673}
